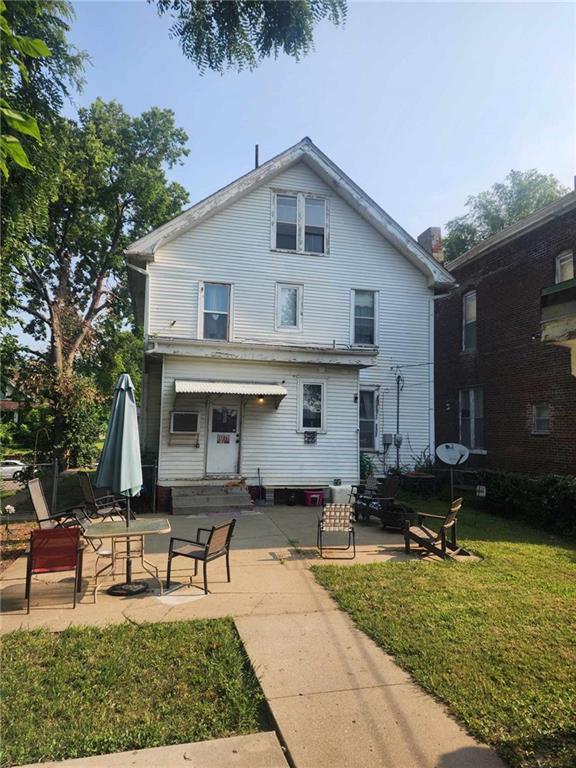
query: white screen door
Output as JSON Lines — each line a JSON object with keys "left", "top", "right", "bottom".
{"left": 206, "top": 405, "right": 239, "bottom": 474}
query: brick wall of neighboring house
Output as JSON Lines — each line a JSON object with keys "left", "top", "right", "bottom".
{"left": 435, "top": 208, "right": 576, "bottom": 475}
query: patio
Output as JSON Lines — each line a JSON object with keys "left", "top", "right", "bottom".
{"left": 0, "top": 506, "right": 409, "bottom": 633}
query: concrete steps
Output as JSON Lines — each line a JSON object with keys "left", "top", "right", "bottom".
{"left": 171, "top": 484, "right": 254, "bottom": 515}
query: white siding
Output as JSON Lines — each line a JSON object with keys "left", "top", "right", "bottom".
{"left": 148, "top": 161, "right": 434, "bottom": 473}
{"left": 158, "top": 356, "right": 359, "bottom": 487}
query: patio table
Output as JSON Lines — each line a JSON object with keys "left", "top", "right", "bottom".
{"left": 84, "top": 518, "right": 171, "bottom": 598}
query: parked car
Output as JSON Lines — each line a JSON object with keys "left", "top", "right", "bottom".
{"left": 0, "top": 459, "right": 27, "bottom": 480}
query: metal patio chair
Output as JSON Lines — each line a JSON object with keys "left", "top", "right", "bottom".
{"left": 166, "top": 519, "right": 236, "bottom": 594}
{"left": 78, "top": 472, "right": 131, "bottom": 521}
{"left": 28, "top": 478, "right": 83, "bottom": 530}
{"left": 25, "top": 527, "right": 84, "bottom": 612}
{"left": 317, "top": 504, "right": 356, "bottom": 559}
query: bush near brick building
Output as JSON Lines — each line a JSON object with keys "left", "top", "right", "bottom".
{"left": 479, "top": 471, "right": 576, "bottom": 536}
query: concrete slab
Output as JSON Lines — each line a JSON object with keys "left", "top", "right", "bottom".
{"left": 21, "top": 731, "right": 289, "bottom": 768}
{"left": 268, "top": 687, "right": 505, "bottom": 768}
{"left": 236, "top": 610, "right": 411, "bottom": 698}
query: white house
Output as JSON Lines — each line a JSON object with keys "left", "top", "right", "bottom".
{"left": 126, "top": 138, "right": 454, "bottom": 503}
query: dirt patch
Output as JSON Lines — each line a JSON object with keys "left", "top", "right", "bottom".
{"left": 0, "top": 522, "right": 36, "bottom": 574}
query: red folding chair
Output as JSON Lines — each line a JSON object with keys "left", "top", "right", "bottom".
{"left": 25, "top": 528, "right": 84, "bottom": 613}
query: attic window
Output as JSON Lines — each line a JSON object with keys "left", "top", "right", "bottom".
{"left": 273, "top": 191, "right": 328, "bottom": 255}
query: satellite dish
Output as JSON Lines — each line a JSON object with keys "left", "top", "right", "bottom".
{"left": 436, "top": 443, "right": 469, "bottom": 466}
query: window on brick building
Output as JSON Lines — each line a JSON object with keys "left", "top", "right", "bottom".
{"left": 555, "top": 251, "right": 574, "bottom": 284}
{"left": 462, "top": 291, "right": 477, "bottom": 351}
{"left": 459, "top": 387, "right": 483, "bottom": 449}
{"left": 531, "top": 403, "right": 550, "bottom": 435}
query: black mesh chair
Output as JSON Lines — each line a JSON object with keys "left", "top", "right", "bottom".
{"left": 166, "top": 519, "right": 236, "bottom": 594}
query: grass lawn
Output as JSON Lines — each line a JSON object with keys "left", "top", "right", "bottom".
{"left": 0, "top": 619, "right": 269, "bottom": 767}
{"left": 313, "top": 496, "right": 576, "bottom": 768}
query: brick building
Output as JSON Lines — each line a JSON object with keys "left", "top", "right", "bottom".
{"left": 431, "top": 192, "right": 576, "bottom": 475}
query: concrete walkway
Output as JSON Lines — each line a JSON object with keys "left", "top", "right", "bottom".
{"left": 22, "top": 732, "right": 289, "bottom": 768}
{"left": 1, "top": 507, "right": 504, "bottom": 767}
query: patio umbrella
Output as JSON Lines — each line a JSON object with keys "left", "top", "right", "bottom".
{"left": 95, "top": 373, "right": 145, "bottom": 595}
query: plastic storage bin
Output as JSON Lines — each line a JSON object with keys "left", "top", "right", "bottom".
{"left": 303, "top": 489, "right": 324, "bottom": 506}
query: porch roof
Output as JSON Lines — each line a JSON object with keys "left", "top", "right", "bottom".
{"left": 174, "top": 380, "right": 288, "bottom": 398}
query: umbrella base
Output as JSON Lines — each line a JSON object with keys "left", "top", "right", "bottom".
{"left": 107, "top": 581, "right": 148, "bottom": 597}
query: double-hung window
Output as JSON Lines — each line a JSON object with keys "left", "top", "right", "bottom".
{"left": 276, "top": 283, "right": 303, "bottom": 331}
{"left": 273, "top": 192, "right": 328, "bottom": 254}
{"left": 531, "top": 403, "right": 550, "bottom": 435}
{"left": 201, "top": 282, "right": 231, "bottom": 341}
{"left": 353, "top": 289, "right": 378, "bottom": 345}
{"left": 299, "top": 380, "right": 325, "bottom": 432}
{"left": 555, "top": 251, "right": 574, "bottom": 283}
{"left": 462, "top": 291, "right": 477, "bottom": 351}
{"left": 359, "top": 389, "right": 377, "bottom": 450}
{"left": 459, "top": 387, "right": 483, "bottom": 449}
{"left": 304, "top": 198, "right": 326, "bottom": 253}
{"left": 276, "top": 195, "right": 298, "bottom": 251}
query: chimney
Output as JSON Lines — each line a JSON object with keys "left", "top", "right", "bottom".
{"left": 418, "top": 226, "right": 444, "bottom": 263}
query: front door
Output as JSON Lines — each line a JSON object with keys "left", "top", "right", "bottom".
{"left": 206, "top": 405, "right": 240, "bottom": 475}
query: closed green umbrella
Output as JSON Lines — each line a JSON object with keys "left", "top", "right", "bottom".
{"left": 95, "top": 373, "right": 144, "bottom": 594}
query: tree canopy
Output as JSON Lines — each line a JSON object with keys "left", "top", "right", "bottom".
{"left": 153, "top": 0, "right": 347, "bottom": 72}
{"left": 443, "top": 169, "right": 570, "bottom": 262}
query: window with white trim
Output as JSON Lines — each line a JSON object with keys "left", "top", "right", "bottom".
{"left": 299, "top": 380, "right": 325, "bottom": 432}
{"left": 201, "top": 282, "right": 231, "bottom": 341}
{"left": 275, "top": 194, "right": 298, "bottom": 250}
{"left": 462, "top": 291, "right": 477, "bottom": 351}
{"left": 359, "top": 389, "right": 377, "bottom": 450}
{"left": 276, "top": 283, "right": 303, "bottom": 330}
{"left": 304, "top": 197, "right": 326, "bottom": 253}
{"left": 531, "top": 403, "right": 550, "bottom": 435}
{"left": 459, "top": 387, "right": 483, "bottom": 449}
{"left": 273, "top": 192, "right": 328, "bottom": 254}
{"left": 353, "top": 289, "right": 377, "bottom": 345}
{"left": 555, "top": 251, "right": 574, "bottom": 284}
{"left": 171, "top": 411, "right": 199, "bottom": 434}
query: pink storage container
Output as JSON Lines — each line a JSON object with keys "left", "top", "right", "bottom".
{"left": 303, "top": 489, "right": 324, "bottom": 507}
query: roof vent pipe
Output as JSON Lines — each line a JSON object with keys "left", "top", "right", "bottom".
{"left": 255, "top": 144, "right": 259, "bottom": 169}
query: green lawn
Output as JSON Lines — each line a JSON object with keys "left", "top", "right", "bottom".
{"left": 313, "top": 497, "right": 576, "bottom": 768}
{"left": 0, "top": 619, "right": 268, "bottom": 767}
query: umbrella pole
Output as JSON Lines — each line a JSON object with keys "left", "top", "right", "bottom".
{"left": 126, "top": 497, "right": 132, "bottom": 584}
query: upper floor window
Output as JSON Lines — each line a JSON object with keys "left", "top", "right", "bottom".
{"left": 459, "top": 387, "right": 483, "bottom": 449}
{"left": 276, "top": 283, "right": 303, "bottom": 331}
{"left": 353, "top": 289, "right": 378, "bottom": 345}
{"left": 276, "top": 195, "right": 298, "bottom": 250}
{"left": 201, "top": 282, "right": 231, "bottom": 341}
{"left": 304, "top": 198, "right": 326, "bottom": 254}
{"left": 555, "top": 251, "right": 574, "bottom": 284}
{"left": 462, "top": 291, "right": 477, "bottom": 351}
{"left": 531, "top": 403, "right": 550, "bottom": 435}
{"left": 273, "top": 191, "right": 328, "bottom": 255}
{"left": 299, "top": 380, "right": 325, "bottom": 432}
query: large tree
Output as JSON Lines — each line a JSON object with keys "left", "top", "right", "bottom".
{"left": 8, "top": 99, "right": 189, "bottom": 464}
{"left": 443, "top": 169, "right": 570, "bottom": 262}
{"left": 152, "top": 0, "right": 347, "bottom": 72}
{"left": 11, "top": 99, "right": 189, "bottom": 375}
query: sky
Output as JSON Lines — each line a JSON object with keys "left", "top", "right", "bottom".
{"left": 66, "top": 0, "right": 575, "bottom": 238}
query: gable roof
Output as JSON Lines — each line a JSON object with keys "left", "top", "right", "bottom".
{"left": 126, "top": 137, "right": 454, "bottom": 288}
{"left": 449, "top": 190, "right": 576, "bottom": 270}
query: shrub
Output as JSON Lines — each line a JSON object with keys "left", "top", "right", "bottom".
{"left": 479, "top": 471, "right": 576, "bottom": 536}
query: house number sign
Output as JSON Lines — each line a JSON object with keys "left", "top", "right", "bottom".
{"left": 217, "top": 434, "right": 230, "bottom": 444}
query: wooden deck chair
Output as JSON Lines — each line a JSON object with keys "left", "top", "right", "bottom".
{"left": 404, "top": 498, "right": 470, "bottom": 559}
{"left": 317, "top": 504, "right": 356, "bottom": 559}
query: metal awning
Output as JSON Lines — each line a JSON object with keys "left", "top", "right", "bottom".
{"left": 174, "top": 380, "right": 287, "bottom": 398}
